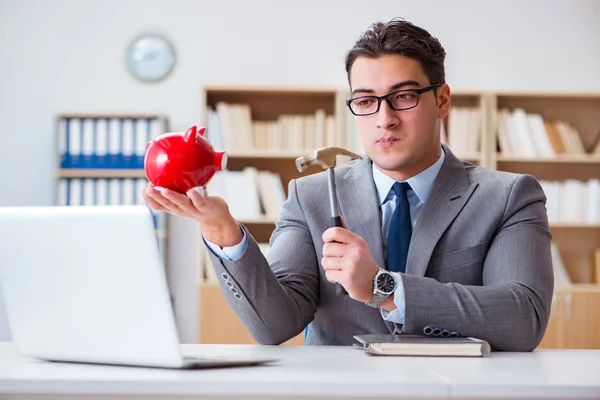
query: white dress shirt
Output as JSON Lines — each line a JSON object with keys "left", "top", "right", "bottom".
{"left": 204, "top": 148, "right": 445, "bottom": 328}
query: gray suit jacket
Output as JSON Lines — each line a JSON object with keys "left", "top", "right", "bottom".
{"left": 206, "top": 145, "right": 554, "bottom": 351}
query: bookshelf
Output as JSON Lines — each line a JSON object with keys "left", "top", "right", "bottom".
{"left": 197, "top": 87, "right": 600, "bottom": 349}
{"left": 54, "top": 113, "right": 170, "bottom": 268}
{"left": 489, "top": 92, "right": 600, "bottom": 350}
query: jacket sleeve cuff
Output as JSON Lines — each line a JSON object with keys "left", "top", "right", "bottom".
{"left": 203, "top": 227, "right": 248, "bottom": 261}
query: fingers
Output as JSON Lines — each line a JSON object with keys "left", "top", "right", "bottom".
{"left": 143, "top": 185, "right": 189, "bottom": 216}
{"left": 186, "top": 187, "right": 209, "bottom": 210}
{"left": 141, "top": 188, "right": 168, "bottom": 212}
{"left": 321, "top": 254, "right": 345, "bottom": 271}
{"left": 160, "top": 189, "right": 198, "bottom": 215}
{"left": 322, "top": 226, "right": 358, "bottom": 245}
{"left": 324, "top": 269, "right": 344, "bottom": 286}
{"left": 322, "top": 241, "right": 347, "bottom": 258}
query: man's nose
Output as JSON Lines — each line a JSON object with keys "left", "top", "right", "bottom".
{"left": 375, "top": 100, "right": 400, "bottom": 130}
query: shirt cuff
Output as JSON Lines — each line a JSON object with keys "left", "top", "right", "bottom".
{"left": 203, "top": 227, "right": 248, "bottom": 261}
{"left": 380, "top": 272, "right": 406, "bottom": 325}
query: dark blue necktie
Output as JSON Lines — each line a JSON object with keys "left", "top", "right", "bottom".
{"left": 386, "top": 182, "right": 412, "bottom": 273}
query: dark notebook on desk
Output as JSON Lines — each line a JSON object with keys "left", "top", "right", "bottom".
{"left": 353, "top": 334, "right": 491, "bottom": 357}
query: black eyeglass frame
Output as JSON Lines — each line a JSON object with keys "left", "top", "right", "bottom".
{"left": 346, "top": 83, "right": 442, "bottom": 116}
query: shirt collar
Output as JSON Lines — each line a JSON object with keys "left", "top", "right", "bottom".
{"left": 372, "top": 148, "right": 446, "bottom": 205}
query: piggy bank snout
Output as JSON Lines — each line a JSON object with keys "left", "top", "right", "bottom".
{"left": 214, "top": 151, "right": 227, "bottom": 172}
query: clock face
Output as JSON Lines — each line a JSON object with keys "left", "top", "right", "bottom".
{"left": 376, "top": 272, "right": 396, "bottom": 294}
{"left": 126, "top": 33, "right": 175, "bottom": 83}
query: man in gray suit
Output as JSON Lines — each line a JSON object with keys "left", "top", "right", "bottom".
{"left": 143, "top": 18, "right": 553, "bottom": 351}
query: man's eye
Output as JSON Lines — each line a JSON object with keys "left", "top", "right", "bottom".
{"left": 394, "top": 92, "right": 416, "bottom": 101}
{"left": 357, "top": 99, "right": 375, "bottom": 107}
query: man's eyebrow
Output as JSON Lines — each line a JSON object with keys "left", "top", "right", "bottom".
{"left": 351, "top": 80, "right": 421, "bottom": 96}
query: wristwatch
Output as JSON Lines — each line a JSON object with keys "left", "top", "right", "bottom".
{"left": 365, "top": 269, "right": 397, "bottom": 308}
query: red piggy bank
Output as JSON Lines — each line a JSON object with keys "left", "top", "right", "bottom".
{"left": 144, "top": 125, "right": 226, "bottom": 194}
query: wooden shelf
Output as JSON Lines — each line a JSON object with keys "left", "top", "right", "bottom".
{"left": 56, "top": 113, "right": 166, "bottom": 119}
{"left": 550, "top": 223, "right": 600, "bottom": 229}
{"left": 497, "top": 155, "right": 600, "bottom": 163}
{"left": 57, "top": 169, "right": 147, "bottom": 178}
{"left": 497, "top": 158, "right": 600, "bottom": 181}
{"left": 492, "top": 90, "right": 600, "bottom": 98}
{"left": 237, "top": 217, "right": 277, "bottom": 225}
{"left": 227, "top": 151, "right": 309, "bottom": 159}
{"left": 204, "top": 84, "right": 340, "bottom": 94}
{"left": 555, "top": 283, "right": 600, "bottom": 292}
{"left": 204, "top": 87, "right": 337, "bottom": 120}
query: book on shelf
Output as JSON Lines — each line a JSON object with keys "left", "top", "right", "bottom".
{"left": 539, "top": 179, "right": 600, "bottom": 224}
{"left": 445, "top": 106, "right": 481, "bottom": 158}
{"left": 353, "top": 334, "right": 491, "bottom": 357}
{"left": 58, "top": 115, "right": 167, "bottom": 169}
{"left": 496, "top": 108, "right": 592, "bottom": 157}
{"left": 206, "top": 102, "right": 337, "bottom": 153}
{"left": 589, "top": 131, "right": 600, "bottom": 154}
{"left": 593, "top": 249, "right": 600, "bottom": 285}
{"left": 58, "top": 177, "right": 147, "bottom": 207}
{"left": 206, "top": 167, "right": 286, "bottom": 221}
{"left": 551, "top": 241, "right": 572, "bottom": 287}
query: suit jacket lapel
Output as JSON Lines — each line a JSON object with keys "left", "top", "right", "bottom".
{"left": 336, "top": 157, "right": 386, "bottom": 272}
{"left": 405, "top": 146, "right": 479, "bottom": 277}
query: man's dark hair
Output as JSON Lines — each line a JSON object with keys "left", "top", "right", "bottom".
{"left": 344, "top": 18, "right": 446, "bottom": 86}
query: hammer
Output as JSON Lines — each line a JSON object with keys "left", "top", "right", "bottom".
{"left": 295, "top": 147, "right": 362, "bottom": 295}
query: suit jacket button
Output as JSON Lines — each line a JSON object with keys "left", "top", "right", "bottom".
{"left": 432, "top": 327, "right": 442, "bottom": 336}
{"left": 450, "top": 331, "right": 459, "bottom": 337}
{"left": 441, "top": 330, "right": 451, "bottom": 337}
{"left": 423, "top": 326, "right": 434, "bottom": 335}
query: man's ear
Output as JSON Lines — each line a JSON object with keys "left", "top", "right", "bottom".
{"left": 437, "top": 83, "right": 451, "bottom": 120}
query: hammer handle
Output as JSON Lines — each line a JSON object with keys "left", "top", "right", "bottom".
{"left": 327, "top": 168, "right": 347, "bottom": 296}
{"left": 330, "top": 216, "right": 343, "bottom": 228}
{"left": 329, "top": 217, "right": 348, "bottom": 296}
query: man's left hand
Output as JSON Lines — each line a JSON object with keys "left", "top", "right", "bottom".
{"left": 321, "top": 227, "right": 380, "bottom": 302}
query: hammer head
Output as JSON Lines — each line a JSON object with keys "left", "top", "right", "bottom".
{"left": 295, "top": 147, "right": 362, "bottom": 173}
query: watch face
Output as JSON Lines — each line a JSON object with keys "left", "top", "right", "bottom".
{"left": 376, "top": 272, "right": 395, "bottom": 294}
{"left": 126, "top": 33, "right": 176, "bottom": 83}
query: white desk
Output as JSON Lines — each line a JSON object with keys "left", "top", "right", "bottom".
{"left": 0, "top": 342, "right": 599, "bottom": 399}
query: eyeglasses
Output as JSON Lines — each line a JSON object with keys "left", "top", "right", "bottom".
{"left": 346, "top": 84, "right": 442, "bottom": 116}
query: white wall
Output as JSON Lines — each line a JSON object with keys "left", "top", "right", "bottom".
{"left": 1, "top": 0, "right": 599, "bottom": 342}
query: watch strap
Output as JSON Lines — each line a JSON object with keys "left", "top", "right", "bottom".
{"left": 366, "top": 291, "right": 389, "bottom": 308}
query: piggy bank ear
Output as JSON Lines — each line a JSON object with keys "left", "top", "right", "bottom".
{"left": 197, "top": 126, "right": 206, "bottom": 137}
{"left": 183, "top": 126, "right": 198, "bottom": 143}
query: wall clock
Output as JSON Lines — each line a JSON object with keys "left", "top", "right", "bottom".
{"left": 126, "top": 33, "right": 176, "bottom": 83}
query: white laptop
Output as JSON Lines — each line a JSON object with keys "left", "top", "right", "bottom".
{"left": 0, "top": 205, "right": 276, "bottom": 369}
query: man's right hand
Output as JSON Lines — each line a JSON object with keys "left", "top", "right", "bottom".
{"left": 142, "top": 183, "right": 244, "bottom": 247}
